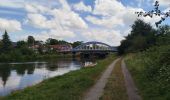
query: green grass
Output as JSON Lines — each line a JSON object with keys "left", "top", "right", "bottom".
{"left": 0, "top": 53, "right": 72, "bottom": 62}
{"left": 125, "top": 46, "right": 170, "bottom": 100}
{"left": 100, "top": 59, "right": 128, "bottom": 100}
{"left": 1, "top": 55, "right": 117, "bottom": 100}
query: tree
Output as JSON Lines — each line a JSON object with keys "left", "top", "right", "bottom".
{"left": 0, "top": 40, "right": 2, "bottom": 49}
{"left": 156, "top": 25, "right": 170, "bottom": 45}
{"left": 72, "top": 41, "right": 83, "bottom": 48}
{"left": 1, "top": 30, "right": 12, "bottom": 52}
{"left": 46, "top": 38, "right": 69, "bottom": 45}
{"left": 16, "top": 41, "right": 27, "bottom": 48}
{"left": 46, "top": 38, "right": 59, "bottom": 45}
{"left": 118, "top": 19, "right": 156, "bottom": 54}
{"left": 27, "top": 36, "right": 35, "bottom": 46}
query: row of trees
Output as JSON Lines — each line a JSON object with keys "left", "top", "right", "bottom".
{"left": 0, "top": 31, "right": 83, "bottom": 54}
{"left": 118, "top": 19, "right": 170, "bottom": 54}
{"left": 0, "top": 31, "right": 83, "bottom": 62}
{"left": 0, "top": 31, "right": 36, "bottom": 53}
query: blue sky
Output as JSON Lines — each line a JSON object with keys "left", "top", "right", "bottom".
{"left": 0, "top": 0, "right": 169, "bottom": 46}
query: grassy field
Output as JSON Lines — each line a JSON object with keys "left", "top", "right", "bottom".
{"left": 1, "top": 55, "right": 116, "bottom": 100}
{"left": 100, "top": 59, "right": 128, "bottom": 100}
{"left": 125, "top": 45, "right": 170, "bottom": 100}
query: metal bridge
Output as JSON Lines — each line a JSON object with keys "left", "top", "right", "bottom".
{"left": 71, "top": 41, "right": 117, "bottom": 53}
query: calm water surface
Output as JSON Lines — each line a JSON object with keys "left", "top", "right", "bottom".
{"left": 0, "top": 58, "right": 94, "bottom": 96}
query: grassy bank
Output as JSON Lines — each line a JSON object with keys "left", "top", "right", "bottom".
{"left": 1, "top": 54, "right": 116, "bottom": 100}
{"left": 100, "top": 59, "right": 128, "bottom": 100}
{"left": 125, "top": 45, "right": 170, "bottom": 100}
{"left": 0, "top": 53, "right": 72, "bottom": 62}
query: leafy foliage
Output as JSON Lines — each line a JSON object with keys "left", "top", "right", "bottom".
{"left": 125, "top": 45, "right": 170, "bottom": 100}
{"left": 1, "top": 31, "right": 12, "bottom": 52}
{"left": 16, "top": 41, "right": 27, "bottom": 48}
{"left": 46, "top": 38, "right": 70, "bottom": 45}
{"left": 118, "top": 19, "right": 156, "bottom": 54}
{"left": 27, "top": 36, "right": 35, "bottom": 46}
{"left": 119, "top": 17, "right": 170, "bottom": 100}
{"left": 72, "top": 41, "right": 83, "bottom": 48}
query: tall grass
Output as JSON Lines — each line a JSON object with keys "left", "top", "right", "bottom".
{"left": 125, "top": 45, "right": 170, "bottom": 100}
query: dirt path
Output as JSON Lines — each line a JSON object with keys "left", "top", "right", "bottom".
{"left": 121, "top": 60, "right": 142, "bottom": 100}
{"left": 83, "top": 58, "right": 120, "bottom": 100}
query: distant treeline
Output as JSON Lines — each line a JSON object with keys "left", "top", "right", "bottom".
{"left": 0, "top": 31, "right": 83, "bottom": 62}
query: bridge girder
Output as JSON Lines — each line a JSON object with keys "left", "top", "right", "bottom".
{"left": 72, "top": 41, "right": 117, "bottom": 53}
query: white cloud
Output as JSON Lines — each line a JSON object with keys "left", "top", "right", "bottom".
{"left": 93, "top": 0, "right": 125, "bottom": 17}
{"left": 25, "top": 0, "right": 88, "bottom": 30}
{"left": 73, "top": 2, "right": 92, "bottom": 12}
{"left": 27, "top": 14, "right": 48, "bottom": 29}
{"left": 0, "top": 18, "right": 22, "bottom": 32}
{"left": 138, "top": 0, "right": 143, "bottom": 7}
{"left": 154, "top": 0, "right": 170, "bottom": 6}
{"left": 86, "top": 16, "right": 124, "bottom": 28}
{"left": 24, "top": 0, "right": 88, "bottom": 40}
{"left": 0, "top": 9, "right": 23, "bottom": 15}
{"left": 1, "top": 0, "right": 167, "bottom": 45}
{"left": 25, "top": 3, "right": 50, "bottom": 14}
{"left": 164, "top": 7, "right": 170, "bottom": 12}
{"left": 34, "top": 29, "right": 75, "bottom": 41}
{"left": 85, "top": 0, "right": 163, "bottom": 45}
{"left": 49, "top": 9, "right": 88, "bottom": 29}
{"left": 86, "top": 0, "right": 146, "bottom": 28}
{"left": 20, "top": 0, "right": 170, "bottom": 46}
{"left": 0, "top": 0, "right": 24, "bottom": 8}
{"left": 81, "top": 29, "right": 124, "bottom": 46}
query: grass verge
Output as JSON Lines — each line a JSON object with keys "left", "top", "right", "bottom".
{"left": 125, "top": 50, "right": 170, "bottom": 100}
{"left": 1, "top": 55, "right": 116, "bottom": 100}
{"left": 100, "top": 59, "right": 128, "bottom": 100}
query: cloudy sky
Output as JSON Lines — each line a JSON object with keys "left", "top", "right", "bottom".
{"left": 0, "top": 0, "right": 169, "bottom": 46}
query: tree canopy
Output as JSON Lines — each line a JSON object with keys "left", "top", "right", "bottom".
{"left": 118, "top": 19, "right": 157, "bottom": 54}
{"left": 1, "top": 30, "right": 12, "bottom": 52}
{"left": 27, "top": 36, "right": 35, "bottom": 46}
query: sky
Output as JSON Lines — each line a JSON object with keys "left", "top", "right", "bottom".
{"left": 0, "top": 0, "right": 169, "bottom": 46}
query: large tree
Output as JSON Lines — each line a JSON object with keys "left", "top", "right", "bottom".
{"left": 27, "top": 36, "right": 35, "bottom": 46}
{"left": 118, "top": 19, "right": 156, "bottom": 54}
{"left": 1, "top": 30, "right": 12, "bottom": 52}
{"left": 72, "top": 41, "right": 83, "bottom": 48}
{"left": 156, "top": 25, "right": 170, "bottom": 45}
{"left": 16, "top": 41, "right": 27, "bottom": 48}
{"left": 46, "top": 38, "right": 69, "bottom": 45}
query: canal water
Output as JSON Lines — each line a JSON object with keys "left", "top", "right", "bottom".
{"left": 0, "top": 58, "right": 95, "bottom": 96}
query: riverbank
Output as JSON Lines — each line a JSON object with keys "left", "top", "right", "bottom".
{"left": 1, "top": 54, "right": 116, "bottom": 100}
{"left": 124, "top": 45, "right": 170, "bottom": 100}
{"left": 0, "top": 53, "right": 72, "bottom": 63}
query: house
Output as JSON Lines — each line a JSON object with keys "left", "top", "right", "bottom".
{"left": 49, "top": 44, "right": 72, "bottom": 52}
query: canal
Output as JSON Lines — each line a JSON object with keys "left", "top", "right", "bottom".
{"left": 0, "top": 58, "right": 95, "bottom": 96}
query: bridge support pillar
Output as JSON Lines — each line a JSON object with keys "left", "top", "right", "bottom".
{"left": 72, "top": 52, "right": 76, "bottom": 58}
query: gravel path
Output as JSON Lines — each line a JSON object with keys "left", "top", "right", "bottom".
{"left": 83, "top": 58, "right": 120, "bottom": 100}
{"left": 121, "top": 60, "right": 142, "bottom": 100}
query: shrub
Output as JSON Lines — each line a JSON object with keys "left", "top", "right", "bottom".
{"left": 125, "top": 45, "right": 170, "bottom": 100}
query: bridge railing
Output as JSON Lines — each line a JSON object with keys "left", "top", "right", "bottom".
{"left": 71, "top": 41, "right": 117, "bottom": 52}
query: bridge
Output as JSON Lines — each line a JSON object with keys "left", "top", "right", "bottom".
{"left": 71, "top": 41, "right": 117, "bottom": 53}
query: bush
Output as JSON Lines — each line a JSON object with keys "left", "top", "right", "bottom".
{"left": 125, "top": 45, "right": 170, "bottom": 100}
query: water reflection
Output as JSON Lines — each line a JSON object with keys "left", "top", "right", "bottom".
{"left": 0, "top": 58, "right": 94, "bottom": 96}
